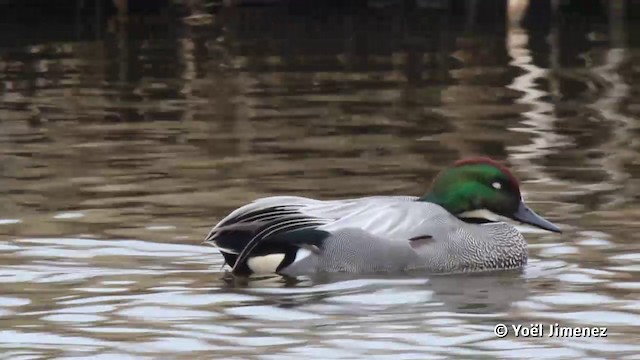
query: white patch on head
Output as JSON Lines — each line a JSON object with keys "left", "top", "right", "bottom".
{"left": 247, "top": 253, "right": 285, "bottom": 274}
{"left": 492, "top": 181, "right": 502, "bottom": 190}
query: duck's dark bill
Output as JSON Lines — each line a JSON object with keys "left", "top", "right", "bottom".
{"left": 511, "top": 202, "right": 561, "bottom": 233}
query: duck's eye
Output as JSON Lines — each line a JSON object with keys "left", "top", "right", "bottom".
{"left": 491, "top": 181, "right": 502, "bottom": 190}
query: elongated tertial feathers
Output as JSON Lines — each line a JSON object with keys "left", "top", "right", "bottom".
{"left": 205, "top": 204, "right": 331, "bottom": 274}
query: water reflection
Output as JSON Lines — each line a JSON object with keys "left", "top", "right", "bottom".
{"left": 1, "top": 1, "right": 640, "bottom": 358}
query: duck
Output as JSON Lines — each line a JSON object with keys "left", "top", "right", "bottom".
{"left": 204, "top": 157, "right": 561, "bottom": 276}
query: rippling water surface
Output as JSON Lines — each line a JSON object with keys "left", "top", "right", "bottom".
{"left": 1, "top": 2, "right": 640, "bottom": 358}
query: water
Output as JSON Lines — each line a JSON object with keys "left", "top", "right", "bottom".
{"left": 1, "top": 2, "right": 640, "bottom": 358}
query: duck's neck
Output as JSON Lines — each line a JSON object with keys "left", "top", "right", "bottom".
{"left": 419, "top": 192, "right": 495, "bottom": 224}
{"left": 419, "top": 192, "right": 463, "bottom": 215}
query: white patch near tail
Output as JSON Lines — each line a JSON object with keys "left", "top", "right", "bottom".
{"left": 247, "top": 253, "right": 285, "bottom": 274}
{"left": 291, "top": 247, "right": 314, "bottom": 265}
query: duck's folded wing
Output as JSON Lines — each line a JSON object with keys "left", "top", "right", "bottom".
{"left": 319, "top": 198, "right": 443, "bottom": 241}
{"left": 204, "top": 195, "right": 417, "bottom": 247}
{"left": 204, "top": 197, "right": 340, "bottom": 274}
{"left": 204, "top": 195, "right": 425, "bottom": 275}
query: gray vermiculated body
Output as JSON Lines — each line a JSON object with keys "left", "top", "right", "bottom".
{"left": 207, "top": 196, "right": 528, "bottom": 276}
{"left": 282, "top": 206, "right": 527, "bottom": 276}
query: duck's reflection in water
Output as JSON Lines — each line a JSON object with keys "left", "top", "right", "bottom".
{"left": 217, "top": 269, "right": 529, "bottom": 316}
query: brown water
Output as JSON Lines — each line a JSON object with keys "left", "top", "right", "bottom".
{"left": 1, "top": 2, "right": 640, "bottom": 359}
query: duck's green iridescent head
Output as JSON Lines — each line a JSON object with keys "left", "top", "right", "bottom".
{"left": 422, "top": 157, "right": 561, "bottom": 233}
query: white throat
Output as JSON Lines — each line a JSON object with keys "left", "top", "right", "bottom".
{"left": 458, "top": 209, "right": 510, "bottom": 223}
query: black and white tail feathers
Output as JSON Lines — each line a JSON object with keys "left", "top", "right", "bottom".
{"left": 205, "top": 205, "right": 331, "bottom": 275}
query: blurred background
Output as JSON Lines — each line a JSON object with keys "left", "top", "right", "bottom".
{"left": 1, "top": 0, "right": 639, "bottom": 359}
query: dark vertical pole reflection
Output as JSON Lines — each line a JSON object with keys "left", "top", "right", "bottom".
{"left": 434, "top": 0, "right": 512, "bottom": 160}
{"left": 95, "top": 0, "right": 102, "bottom": 40}
{"left": 75, "top": 0, "right": 82, "bottom": 41}
{"left": 117, "top": 15, "right": 133, "bottom": 122}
